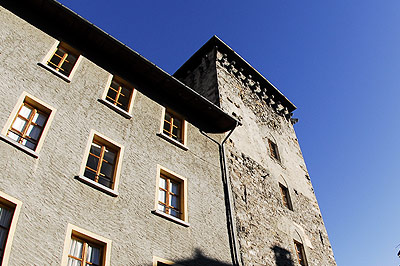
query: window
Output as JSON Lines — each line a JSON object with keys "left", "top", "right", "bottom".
{"left": 268, "top": 139, "right": 280, "bottom": 161}
{"left": 46, "top": 42, "right": 79, "bottom": 77}
{"left": 84, "top": 140, "right": 118, "bottom": 189}
{"left": 106, "top": 77, "right": 133, "bottom": 112}
{"left": 153, "top": 166, "right": 188, "bottom": 226}
{"left": 163, "top": 109, "right": 185, "bottom": 144}
{"left": 279, "top": 183, "right": 293, "bottom": 210}
{"left": 7, "top": 102, "right": 48, "bottom": 151}
{"left": 77, "top": 130, "right": 124, "bottom": 197}
{"left": 0, "top": 192, "right": 22, "bottom": 266}
{"left": 61, "top": 224, "right": 111, "bottom": 266}
{"left": 158, "top": 173, "right": 182, "bottom": 219}
{"left": 99, "top": 75, "right": 136, "bottom": 118}
{"left": 1, "top": 92, "right": 56, "bottom": 157}
{"left": 294, "top": 240, "right": 308, "bottom": 266}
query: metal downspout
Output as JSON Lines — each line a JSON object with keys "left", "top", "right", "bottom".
{"left": 201, "top": 121, "right": 241, "bottom": 266}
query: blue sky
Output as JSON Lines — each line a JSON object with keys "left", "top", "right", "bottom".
{"left": 57, "top": 1, "right": 400, "bottom": 265}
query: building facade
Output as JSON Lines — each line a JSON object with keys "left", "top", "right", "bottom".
{"left": 0, "top": 0, "right": 336, "bottom": 265}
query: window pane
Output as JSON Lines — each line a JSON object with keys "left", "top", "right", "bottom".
{"left": 165, "top": 112, "right": 172, "bottom": 122}
{"left": 84, "top": 169, "right": 97, "bottom": 181}
{"left": 106, "top": 89, "right": 117, "bottom": 102}
{"left": 19, "top": 105, "right": 32, "bottom": 119}
{"left": 26, "top": 125, "right": 42, "bottom": 141}
{"left": 118, "top": 94, "right": 129, "bottom": 110}
{"left": 12, "top": 117, "right": 27, "bottom": 132}
{"left": 21, "top": 139, "right": 36, "bottom": 150}
{"left": 7, "top": 131, "right": 20, "bottom": 142}
{"left": 32, "top": 112, "right": 47, "bottom": 127}
{"left": 158, "top": 189, "right": 166, "bottom": 203}
{"left": 86, "top": 155, "right": 99, "bottom": 172}
{"left": 90, "top": 143, "right": 102, "bottom": 157}
{"left": 98, "top": 175, "right": 112, "bottom": 188}
{"left": 170, "top": 209, "right": 180, "bottom": 218}
{"left": 159, "top": 177, "right": 166, "bottom": 189}
{"left": 171, "top": 182, "right": 179, "bottom": 195}
{"left": 49, "top": 55, "right": 62, "bottom": 68}
{"left": 172, "top": 126, "right": 178, "bottom": 138}
{"left": 86, "top": 244, "right": 101, "bottom": 265}
{"left": 69, "top": 239, "right": 83, "bottom": 259}
{"left": 0, "top": 207, "right": 13, "bottom": 228}
{"left": 103, "top": 149, "right": 115, "bottom": 164}
{"left": 100, "top": 162, "right": 114, "bottom": 179}
{"left": 163, "top": 121, "right": 171, "bottom": 133}
{"left": 170, "top": 195, "right": 180, "bottom": 209}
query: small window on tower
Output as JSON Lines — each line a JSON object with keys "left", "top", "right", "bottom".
{"left": 279, "top": 183, "right": 293, "bottom": 210}
{"left": 294, "top": 240, "right": 308, "bottom": 266}
{"left": 268, "top": 139, "right": 280, "bottom": 162}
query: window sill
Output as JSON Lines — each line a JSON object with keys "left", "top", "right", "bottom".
{"left": 156, "top": 133, "right": 188, "bottom": 151}
{"left": 151, "top": 210, "right": 190, "bottom": 227}
{"left": 75, "top": 175, "right": 119, "bottom": 197}
{"left": 38, "top": 62, "right": 72, "bottom": 83}
{"left": 0, "top": 134, "right": 39, "bottom": 158}
{"left": 98, "top": 99, "right": 132, "bottom": 119}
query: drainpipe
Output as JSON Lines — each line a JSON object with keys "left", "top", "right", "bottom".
{"left": 201, "top": 121, "right": 241, "bottom": 266}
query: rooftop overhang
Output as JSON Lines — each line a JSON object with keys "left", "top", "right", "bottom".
{"left": 174, "top": 36, "right": 297, "bottom": 113}
{"left": 1, "top": 0, "right": 240, "bottom": 133}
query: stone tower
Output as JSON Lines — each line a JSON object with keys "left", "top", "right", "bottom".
{"left": 174, "top": 36, "right": 336, "bottom": 266}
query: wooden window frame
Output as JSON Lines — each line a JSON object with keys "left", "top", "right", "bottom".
{"left": 1, "top": 92, "right": 56, "bottom": 158}
{"left": 77, "top": 130, "right": 124, "bottom": 197}
{"left": 39, "top": 41, "right": 82, "bottom": 82}
{"left": 157, "top": 108, "right": 188, "bottom": 150}
{"left": 61, "top": 224, "right": 111, "bottom": 266}
{"left": 279, "top": 183, "right": 293, "bottom": 211}
{"left": 0, "top": 192, "right": 22, "bottom": 266}
{"left": 268, "top": 139, "right": 280, "bottom": 162}
{"left": 294, "top": 240, "right": 308, "bottom": 266}
{"left": 152, "top": 165, "right": 189, "bottom": 227}
{"left": 99, "top": 75, "right": 137, "bottom": 119}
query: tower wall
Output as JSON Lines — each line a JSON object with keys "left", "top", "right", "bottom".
{"left": 214, "top": 50, "right": 336, "bottom": 266}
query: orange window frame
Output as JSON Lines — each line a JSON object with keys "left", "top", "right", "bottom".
{"left": 47, "top": 44, "right": 78, "bottom": 76}
{"left": 84, "top": 141, "right": 118, "bottom": 189}
{"left": 106, "top": 79, "right": 133, "bottom": 111}
{"left": 163, "top": 110, "right": 183, "bottom": 143}
{"left": 158, "top": 173, "right": 181, "bottom": 218}
{"left": 8, "top": 103, "right": 48, "bottom": 150}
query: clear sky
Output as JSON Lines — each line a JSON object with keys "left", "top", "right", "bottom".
{"left": 56, "top": 0, "right": 400, "bottom": 265}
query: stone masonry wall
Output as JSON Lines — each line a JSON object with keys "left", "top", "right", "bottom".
{"left": 214, "top": 50, "right": 336, "bottom": 265}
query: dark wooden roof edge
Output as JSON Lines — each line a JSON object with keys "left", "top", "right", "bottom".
{"left": 174, "top": 35, "right": 297, "bottom": 112}
{"left": 1, "top": 0, "right": 240, "bottom": 133}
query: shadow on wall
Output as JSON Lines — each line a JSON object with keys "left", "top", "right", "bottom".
{"left": 272, "top": 246, "right": 294, "bottom": 266}
{"left": 150, "top": 249, "right": 233, "bottom": 266}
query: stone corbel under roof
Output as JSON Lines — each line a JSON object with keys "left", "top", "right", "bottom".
{"left": 174, "top": 36, "right": 297, "bottom": 119}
